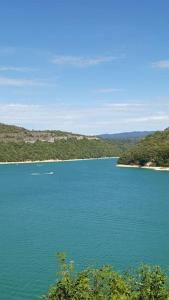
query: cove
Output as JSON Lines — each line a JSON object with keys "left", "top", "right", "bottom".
{"left": 0, "top": 158, "right": 169, "bottom": 299}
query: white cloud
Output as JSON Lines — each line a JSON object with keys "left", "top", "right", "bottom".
{"left": 0, "top": 102, "right": 169, "bottom": 134}
{"left": 152, "top": 59, "right": 169, "bottom": 69}
{"left": 95, "top": 88, "right": 123, "bottom": 94}
{"left": 0, "top": 66, "right": 36, "bottom": 72}
{"left": 52, "top": 55, "right": 116, "bottom": 67}
{"left": 0, "top": 77, "right": 53, "bottom": 87}
{"left": 127, "top": 115, "right": 169, "bottom": 123}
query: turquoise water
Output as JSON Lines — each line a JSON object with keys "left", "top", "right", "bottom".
{"left": 1, "top": 158, "right": 169, "bottom": 299}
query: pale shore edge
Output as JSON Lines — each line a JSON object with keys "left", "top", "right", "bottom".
{"left": 0, "top": 157, "right": 119, "bottom": 165}
{"left": 117, "top": 164, "right": 169, "bottom": 171}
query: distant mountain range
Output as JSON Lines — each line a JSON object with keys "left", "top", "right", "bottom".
{"left": 98, "top": 131, "right": 155, "bottom": 140}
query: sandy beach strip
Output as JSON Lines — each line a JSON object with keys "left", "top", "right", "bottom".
{"left": 117, "top": 164, "right": 169, "bottom": 171}
{"left": 0, "top": 157, "right": 118, "bottom": 165}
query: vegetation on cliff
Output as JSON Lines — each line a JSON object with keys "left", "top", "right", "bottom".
{"left": 0, "top": 123, "right": 136, "bottom": 162}
{"left": 0, "top": 123, "right": 90, "bottom": 143}
{"left": 118, "top": 128, "right": 169, "bottom": 167}
{"left": 0, "top": 138, "right": 135, "bottom": 162}
{"left": 44, "top": 253, "right": 169, "bottom": 300}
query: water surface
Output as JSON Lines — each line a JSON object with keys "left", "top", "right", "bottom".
{"left": 0, "top": 158, "right": 169, "bottom": 299}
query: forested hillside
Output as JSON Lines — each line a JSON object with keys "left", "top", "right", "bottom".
{"left": 0, "top": 123, "right": 90, "bottom": 143}
{"left": 0, "top": 139, "right": 136, "bottom": 162}
{"left": 118, "top": 128, "right": 169, "bottom": 167}
{"left": 0, "top": 123, "right": 135, "bottom": 162}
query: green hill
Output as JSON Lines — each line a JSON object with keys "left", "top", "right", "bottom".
{"left": 0, "top": 123, "right": 27, "bottom": 133}
{"left": 0, "top": 123, "right": 135, "bottom": 162}
{"left": 0, "top": 123, "right": 88, "bottom": 143}
{"left": 118, "top": 128, "right": 169, "bottom": 167}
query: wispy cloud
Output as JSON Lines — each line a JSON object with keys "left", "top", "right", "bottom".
{"left": 152, "top": 59, "right": 169, "bottom": 69}
{"left": 52, "top": 55, "right": 116, "bottom": 67}
{"left": 0, "top": 66, "right": 36, "bottom": 72}
{"left": 127, "top": 115, "right": 169, "bottom": 123}
{"left": 1, "top": 101, "right": 169, "bottom": 134}
{"left": 95, "top": 88, "right": 123, "bottom": 94}
{"left": 0, "top": 77, "right": 54, "bottom": 87}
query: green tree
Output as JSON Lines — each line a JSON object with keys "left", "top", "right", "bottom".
{"left": 43, "top": 254, "right": 169, "bottom": 300}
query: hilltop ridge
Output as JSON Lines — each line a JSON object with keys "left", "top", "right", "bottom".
{"left": 0, "top": 123, "right": 98, "bottom": 143}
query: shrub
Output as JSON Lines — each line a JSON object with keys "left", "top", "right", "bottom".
{"left": 43, "top": 254, "right": 169, "bottom": 300}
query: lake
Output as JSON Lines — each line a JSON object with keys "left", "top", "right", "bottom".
{"left": 0, "top": 158, "right": 169, "bottom": 299}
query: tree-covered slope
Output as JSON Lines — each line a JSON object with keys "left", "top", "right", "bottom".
{"left": 0, "top": 123, "right": 88, "bottom": 143}
{"left": 118, "top": 128, "right": 169, "bottom": 167}
{"left": 0, "top": 138, "right": 135, "bottom": 162}
{"left": 0, "top": 123, "right": 27, "bottom": 133}
{"left": 0, "top": 123, "right": 137, "bottom": 162}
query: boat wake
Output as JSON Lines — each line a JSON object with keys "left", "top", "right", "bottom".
{"left": 31, "top": 172, "right": 54, "bottom": 176}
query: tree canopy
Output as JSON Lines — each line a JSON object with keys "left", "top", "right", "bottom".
{"left": 0, "top": 138, "right": 135, "bottom": 162}
{"left": 118, "top": 128, "right": 169, "bottom": 167}
{"left": 44, "top": 253, "right": 169, "bottom": 300}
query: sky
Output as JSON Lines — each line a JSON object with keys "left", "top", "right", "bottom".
{"left": 0, "top": 0, "right": 169, "bottom": 134}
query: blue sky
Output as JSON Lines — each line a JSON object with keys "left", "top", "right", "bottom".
{"left": 0, "top": 0, "right": 169, "bottom": 134}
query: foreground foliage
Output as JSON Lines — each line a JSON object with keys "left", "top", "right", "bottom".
{"left": 118, "top": 128, "right": 169, "bottom": 167}
{"left": 44, "top": 253, "right": 169, "bottom": 300}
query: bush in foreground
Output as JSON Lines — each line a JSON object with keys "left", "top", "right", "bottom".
{"left": 43, "top": 253, "right": 169, "bottom": 300}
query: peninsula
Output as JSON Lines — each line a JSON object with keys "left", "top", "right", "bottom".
{"left": 118, "top": 127, "right": 169, "bottom": 169}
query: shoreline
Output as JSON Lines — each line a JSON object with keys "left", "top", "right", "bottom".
{"left": 117, "top": 164, "right": 169, "bottom": 171}
{"left": 0, "top": 157, "right": 118, "bottom": 165}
